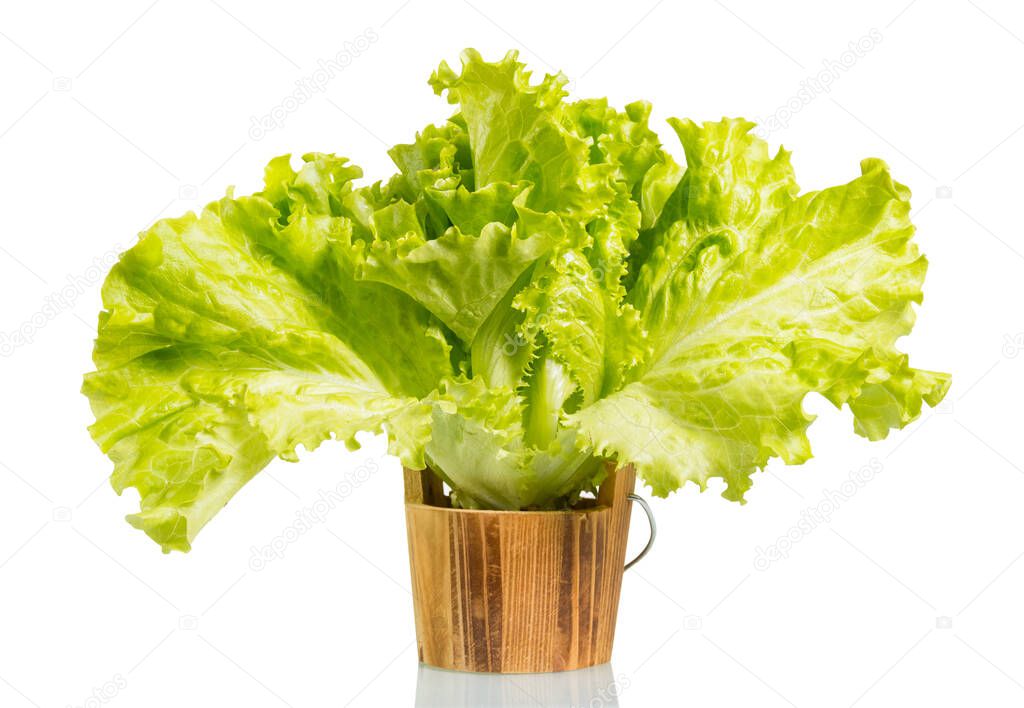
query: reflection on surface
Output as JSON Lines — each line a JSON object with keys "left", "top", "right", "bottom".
{"left": 415, "top": 662, "right": 622, "bottom": 707}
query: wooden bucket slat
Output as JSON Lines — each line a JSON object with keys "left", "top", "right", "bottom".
{"left": 404, "top": 463, "right": 635, "bottom": 673}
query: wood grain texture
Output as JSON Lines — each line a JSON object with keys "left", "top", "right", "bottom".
{"left": 404, "top": 463, "right": 636, "bottom": 673}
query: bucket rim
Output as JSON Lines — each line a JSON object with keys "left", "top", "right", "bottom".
{"left": 403, "top": 500, "right": 611, "bottom": 517}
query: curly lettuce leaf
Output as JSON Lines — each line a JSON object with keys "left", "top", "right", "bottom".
{"left": 423, "top": 378, "right": 595, "bottom": 509}
{"left": 84, "top": 154, "right": 452, "bottom": 551}
{"left": 357, "top": 218, "right": 558, "bottom": 344}
{"left": 430, "top": 49, "right": 590, "bottom": 214}
{"left": 575, "top": 119, "right": 950, "bottom": 499}
{"left": 85, "top": 50, "right": 950, "bottom": 551}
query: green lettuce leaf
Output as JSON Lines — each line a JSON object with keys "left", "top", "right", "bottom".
{"left": 574, "top": 119, "right": 950, "bottom": 499}
{"left": 84, "top": 50, "right": 949, "bottom": 551}
{"left": 84, "top": 154, "right": 452, "bottom": 551}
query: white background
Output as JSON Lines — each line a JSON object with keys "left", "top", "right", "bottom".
{"left": 1, "top": 1, "right": 1021, "bottom": 706}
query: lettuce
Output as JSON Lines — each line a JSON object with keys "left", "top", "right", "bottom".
{"left": 84, "top": 49, "right": 949, "bottom": 551}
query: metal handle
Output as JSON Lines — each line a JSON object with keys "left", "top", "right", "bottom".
{"left": 624, "top": 493, "right": 656, "bottom": 571}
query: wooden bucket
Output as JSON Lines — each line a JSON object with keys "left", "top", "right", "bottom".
{"left": 403, "top": 463, "right": 646, "bottom": 673}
